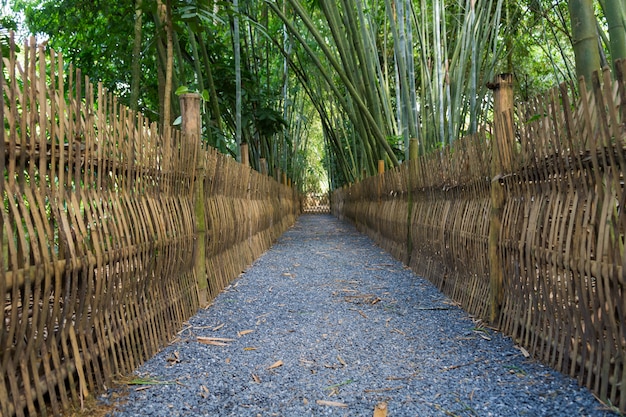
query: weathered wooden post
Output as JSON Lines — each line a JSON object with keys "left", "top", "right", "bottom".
{"left": 240, "top": 143, "right": 249, "bottom": 167}
{"left": 180, "top": 93, "right": 209, "bottom": 306}
{"left": 487, "top": 74, "right": 514, "bottom": 323}
{"left": 407, "top": 138, "right": 419, "bottom": 265}
{"left": 377, "top": 160, "right": 385, "bottom": 202}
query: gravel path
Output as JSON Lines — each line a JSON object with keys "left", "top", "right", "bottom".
{"left": 104, "top": 215, "right": 618, "bottom": 416}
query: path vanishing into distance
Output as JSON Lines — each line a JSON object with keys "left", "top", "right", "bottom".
{"left": 102, "top": 215, "right": 617, "bottom": 417}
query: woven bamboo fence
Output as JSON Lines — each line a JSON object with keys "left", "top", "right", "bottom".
{"left": 333, "top": 60, "right": 626, "bottom": 411}
{"left": 1, "top": 37, "right": 299, "bottom": 417}
{"left": 301, "top": 194, "right": 331, "bottom": 214}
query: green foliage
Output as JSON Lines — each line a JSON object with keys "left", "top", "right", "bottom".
{"left": 7, "top": 0, "right": 622, "bottom": 192}
{"left": 14, "top": 0, "right": 137, "bottom": 97}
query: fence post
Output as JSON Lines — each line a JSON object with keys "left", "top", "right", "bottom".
{"left": 377, "top": 160, "right": 384, "bottom": 202}
{"left": 407, "top": 138, "right": 419, "bottom": 265}
{"left": 241, "top": 143, "right": 249, "bottom": 167}
{"left": 180, "top": 93, "right": 209, "bottom": 306}
{"left": 487, "top": 74, "right": 514, "bottom": 323}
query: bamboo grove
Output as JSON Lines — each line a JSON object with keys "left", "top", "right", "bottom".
{"left": 7, "top": 0, "right": 626, "bottom": 190}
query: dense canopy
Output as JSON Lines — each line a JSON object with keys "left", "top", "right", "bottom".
{"left": 3, "top": 0, "right": 625, "bottom": 191}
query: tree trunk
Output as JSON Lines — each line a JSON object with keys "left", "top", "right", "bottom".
{"left": 232, "top": 0, "right": 242, "bottom": 162}
{"left": 568, "top": 0, "right": 601, "bottom": 84}
{"left": 130, "top": 0, "right": 143, "bottom": 111}
{"left": 605, "top": 0, "right": 626, "bottom": 64}
{"left": 157, "top": 0, "right": 173, "bottom": 140}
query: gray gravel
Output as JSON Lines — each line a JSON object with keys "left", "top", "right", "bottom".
{"left": 104, "top": 215, "right": 619, "bottom": 416}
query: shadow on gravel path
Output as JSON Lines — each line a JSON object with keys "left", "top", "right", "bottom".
{"left": 103, "top": 215, "right": 618, "bottom": 417}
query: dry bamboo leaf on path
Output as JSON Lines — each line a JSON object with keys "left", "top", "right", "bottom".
{"left": 443, "top": 357, "right": 485, "bottom": 371}
{"left": 199, "top": 341, "right": 225, "bottom": 348}
{"left": 364, "top": 386, "right": 403, "bottom": 393}
{"left": 197, "top": 336, "right": 234, "bottom": 346}
{"left": 166, "top": 351, "right": 180, "bottom": 365}
{"left": 212, "top": 323, "right": 225, "bottom": 331}
{"left": 251, "top": 374, "right": 261, "bottom": 383}
{"left": 238, "top": 329, "right": 254, "bottom": 337}
{"left": 268, "top": 360, "right": 284, "bottom": 369}
{"left": 337, "top": 355, "right": 347, "bottom": 367}
{"left": 373, "top": 402, "right": 388, "bottom": 417}
{"left": 516, "top": 345, "right": 530, "bottom": 358}
{"left": 316, "top": 400, "right": 348, "bottom": 408}
{"left": 244, "top": 347, "right": 258, "bottom": 351}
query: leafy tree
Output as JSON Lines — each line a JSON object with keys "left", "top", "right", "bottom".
{"left": 9, "top": 0, "right": 626, "bottom": 191}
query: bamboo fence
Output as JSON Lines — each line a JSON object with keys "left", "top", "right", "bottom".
{"left": 333, "top": 60, "right": 626, "bottom": 411}
{"left": 1, "top": 37, "right": 299, "bottom": 417}
{"left": 301, "top": 194, "right": 330, "bottom": 214}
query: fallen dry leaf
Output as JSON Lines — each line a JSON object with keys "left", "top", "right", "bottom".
{"left": 391, "top": 328, "right": 406, "bottom": 336}
{"left": 268, "top": 360, "right": 284, "bottom": 370}
{"left": 197, "top": 336, "right": 234, "bottom": 346}
{"left": 166, "top": 351, "right": 180, "bottom": 365}
{"left": 238, "top": 329, "right": 254, "bottom": 337}
{"left": 516, "top": 345, "right": 530, "bottom": 358}
{"left": 337, "top": 355, "right": 347, "bottom": 367}
{"left": 374, "top": 402, "right": 388, "bottom": 417}
{"left": 478, "top": 333, "right": 492, "bottom": 341}
{"left": 199, "top": 340, "right": 228, "bottom": 346}
{"left": 200, "top": 385, "right": 210, "bottom": 399}
{"left": 244, "top": 347, "right": 258, "bottom": 351}
{"left": 364, "top": 386, "right": 403, "bottom": 393}
{"left": 225, "top": 358, "right": 231, "bottom": 364}
{"left": 212, "top": 323, "right": 225, "bottom": 331}
{"left": 251, "top": 374, "right": 261, "bottom": 383}
{"left": 316, "top": 400, "right": 348, "bottom": 408}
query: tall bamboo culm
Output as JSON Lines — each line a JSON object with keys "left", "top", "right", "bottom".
{"left": 333, "top": 61, "right": 626, "bottom": 412}
{"left": 1, "top": 36, "right": 299, "bottom": 417}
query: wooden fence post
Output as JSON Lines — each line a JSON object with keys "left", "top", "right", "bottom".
{"left": 487, "top": 74, "right": 514, "bottom": 323}
{"left": 241, "top": 143, "right": 249, "bottom": 167}
{"left": 377, "top": 160, "right": 384, "bottom": 202}
{"left": 180, "top": 93, "right": 209, "bottom": 306}
{"left": 407, "top": 138, "right": 419, "bottom": 265}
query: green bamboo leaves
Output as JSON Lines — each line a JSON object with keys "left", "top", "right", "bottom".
{"left": 266, "top": 0, "right": 507, "bottom": 182}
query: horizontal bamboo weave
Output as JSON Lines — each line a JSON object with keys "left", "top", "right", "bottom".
{"left": 1, "top": 37, "right": 299, "bottom": 417}
{"left": 333, "top": 60, "right": 626, "bottom": 411}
